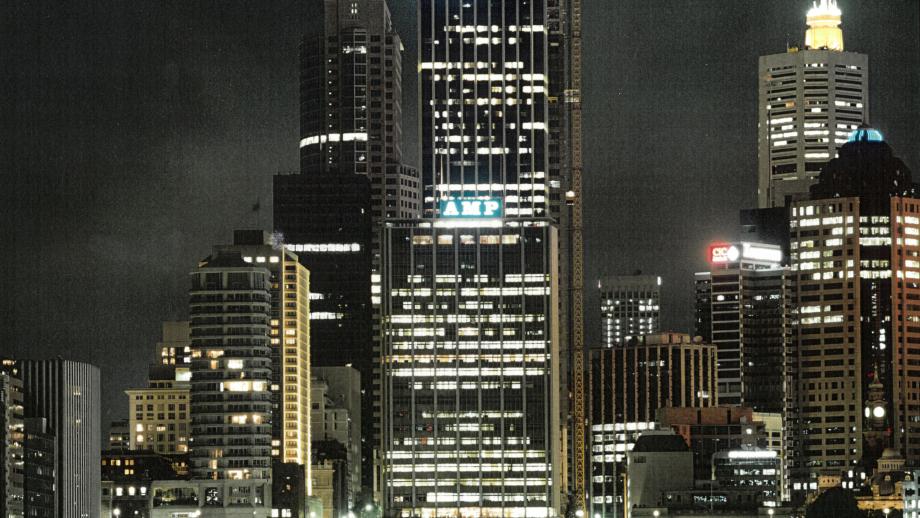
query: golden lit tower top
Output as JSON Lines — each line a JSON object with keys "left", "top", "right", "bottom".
{"left": 805, "top": 0, "right": 844, "bottom": 50}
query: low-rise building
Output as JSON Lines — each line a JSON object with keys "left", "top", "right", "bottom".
{"left": 148, "top": 480, "right": 272, "bottom": 518}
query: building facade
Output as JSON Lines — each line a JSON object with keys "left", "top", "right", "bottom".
{"left": 312, "top": 366, "right": 361, "bottom": 509}
{"left": 380, "top": 219, "right": 561, "bottom": 517}
{"left": 1, "top": 362, "right": 24, "bottom": 518}
{"left": 587, "top": 333, "right": 717, "bottom": 516}
{"left": 22, "top": 418, "right": 54, "bottom": 518}
{"left": 598, "top": 274, "right": 661, "bottom": 347}
{"left": 188, "top": 252, "right": 274, "bottom": 480}
{"left": 786, "top": 127, "right": 920, "bottom": 497}
{"left": 18, "top": 359, "right": 101, "bottom": 518}
{"left": 126, "top": 377, "right": 190, "bottom": 455}
{"left": 208, "top": 231, "right": 312, "bottom": 470}
{"left": 758, "top": 0, "right": 868, "bottom": 208}
{"left": 694, "top": 242, "right": 791, "bottom": 410}
{"left": 273, "top": 1, "right": 419, "bottom": 491}
{"left": 656, "top": 406, "right": 768, "bottom": 484}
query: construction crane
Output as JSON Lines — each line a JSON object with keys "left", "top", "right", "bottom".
{"left": 567, "top": 0, "right": 586, "bottom": 511}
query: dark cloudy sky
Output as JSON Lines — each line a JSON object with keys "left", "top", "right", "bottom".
{"left": 2, "top": 0, "right": 918, "bottom": 427}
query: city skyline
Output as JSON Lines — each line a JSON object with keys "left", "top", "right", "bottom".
{"left": 3, "top": 2, "right": 918, "bottom": 496}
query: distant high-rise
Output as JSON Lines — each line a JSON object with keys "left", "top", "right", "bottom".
{"left": 786, "top": 127, "right": 920, "bottom": 498}
{"left": 694, "top": 242, "right": 791, "bottom": 410}
{"left": 154, "top": 321, "right": 191, "bottom": 373}
{"left": 273, "top": 1, "right": 419, "bottom": 489}
{"left": 587, "top": 333, "right": 718, "bottom": 516}
{"left": 188, "top": 251, "right": 273, "bottom": 480}
{"left": 758, "top": 0, "right": 868, "bottom": 208}
{"left": 598, "top": 274, "right": 661, "bottom": 346}
{"left": 18, "top": 359, "right": 101, "bottom": 518}
{"left": 107, "top": 419, "right": 129, "bottom": 449}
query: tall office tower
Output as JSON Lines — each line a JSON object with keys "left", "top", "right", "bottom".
{"left": 380, "top": 219, "right": 561, "bottom": 517}
{"left": 207, "top": 231, "right": 312, "bottom": 471}
{"left": 586, "top": 333, "right": 717, "bottom": 516}
{"left": 188, "top": 251, "right": 273, "bottom": 480}
{"left": 598, "top": 274, "right": 661, "bottom": 347}
{"left": 18, "top": 359, "right": 101, "bottom": 518}
{"left": 695, "top": 242, "right": 791, "bottom": 410}
{"left": 413, "top": 0, "right": 583, "bottom": 510}
{"left": 786, "top": 127, "right": 919, "bottom": 498}
{"left": 22, "top": 418, "right": 54, "bottom": 518}
{"left": 758, "top": 0, "right": 868, "bottom": 208}
{"left": 1, "top": 362, "right": 24, "bottom": 518}
{"left": 273, "top": 1, "right": 419, "bottom": 490}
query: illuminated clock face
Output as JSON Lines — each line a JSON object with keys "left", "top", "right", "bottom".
{"left": 873, "top": 406, "right": 886, "bottom": 419}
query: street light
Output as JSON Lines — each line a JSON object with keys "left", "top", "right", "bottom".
{"left": 113, "top": 509, "right": 121, "bottom": 518}
{"left": 575, "top": 510, "right": 584, "bottom": 518}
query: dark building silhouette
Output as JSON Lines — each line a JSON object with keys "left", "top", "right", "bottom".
{"left": 23, "top": 418, "right": 54, "bottom": 518}
{"left": 273, "top": 1, "right": 419, "bottom": 491}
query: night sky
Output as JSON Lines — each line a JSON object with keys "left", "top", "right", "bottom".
{"left": 2, "top": 0, "right": 918, "bottom": 429}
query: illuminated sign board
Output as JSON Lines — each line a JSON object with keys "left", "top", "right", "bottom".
{"left": 710, "top": 244, "right": 740, "bottom": 264}
{"left": 438, "top": 198, "right": 503, "bottom": 218}
{"left": 709, "top": 242, "right": 782, "bottom": 264}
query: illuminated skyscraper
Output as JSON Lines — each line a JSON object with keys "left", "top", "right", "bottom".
{"left": 377, "top": 1, "right": 575, "bottom": 514}
{"left": 758, "top": 0, "right": 868, "bottom": 208}
{"left": 598, "top": 274, "right": 661, "bottom": 347}
{"left": 273, "top": 1, "right": 419, "bottom": 488}
{"left": 786, "top": 127, "right": 920, "bottom": 498}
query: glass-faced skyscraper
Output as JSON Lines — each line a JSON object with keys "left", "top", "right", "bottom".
{"left": 758, "top": 0, "right": 868, "bottom": 208}
{"left": 379, "top": 0, "right": 571, "bottom": 514}
{"left": 381, "top": 221, "right": 561, "bottom": 517}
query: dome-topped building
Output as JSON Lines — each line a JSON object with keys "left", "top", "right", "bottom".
{"left": 809, "top": 125, "right": 916, "bottom": 201}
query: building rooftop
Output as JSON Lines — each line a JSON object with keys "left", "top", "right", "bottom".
{"left": 633, "top": 431, "right": 690, "bottom": 453}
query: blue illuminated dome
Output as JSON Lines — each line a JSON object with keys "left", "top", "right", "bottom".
{"left": 847, "top": 127, "right": 884, "bottom": 143}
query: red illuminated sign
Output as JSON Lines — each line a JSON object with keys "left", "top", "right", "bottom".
{"left": 709, "top": 244, "right": 739, "bottom": 264}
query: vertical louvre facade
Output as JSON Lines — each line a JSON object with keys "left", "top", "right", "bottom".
{"left": 18, "top": 359, "right": 101, "bottom": 518}
{"left": 189, "top": 255, "right": 273, "bottom": 480}
{"left": 587, "top": 334, "right": 717, "bottom": 516}
{"left": 419, "top": 0, "right": 551, "bottom": 217}
{"left": 381, "top": 221, "right": 560, "bottom": 517}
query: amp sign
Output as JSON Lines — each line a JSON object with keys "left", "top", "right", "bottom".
{"left": 439, "top": 198, "right": 503, "bottom": 218}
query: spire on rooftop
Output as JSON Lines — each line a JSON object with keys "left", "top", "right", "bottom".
{"left": 805, "top": 0, "right": 844, "bottom": 51}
